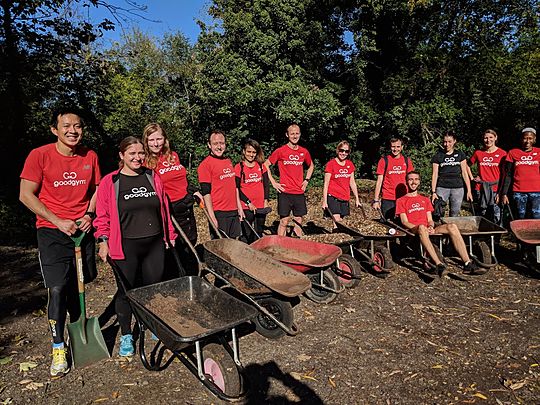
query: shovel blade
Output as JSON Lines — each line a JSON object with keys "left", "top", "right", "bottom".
{"left": 68, "top": 316, "right": 110, "bottom": 368}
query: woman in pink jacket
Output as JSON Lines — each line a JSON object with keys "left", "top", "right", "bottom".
{"left": 94, "top": 136, "right": 176, "bottom": 357}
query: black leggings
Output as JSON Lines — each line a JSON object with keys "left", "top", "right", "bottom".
{"left": 112, "top": 235, "right": 165, "bottom": 335}
{"left": 47, "top": 281, "right": 81, "bottom": 344}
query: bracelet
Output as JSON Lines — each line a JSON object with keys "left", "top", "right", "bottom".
{"left": 97, "top": 236, "right": 108, "bottom": 243}
{"left": 304, "top": 178, "right": 310, "bottom": 182}
{"left": 372, "top": 200, "right": 380, "bottom": 203}
{"left": 85, "top": 211, "right": 96, "bottom": 219}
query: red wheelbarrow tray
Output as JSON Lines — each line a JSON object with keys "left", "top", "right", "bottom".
{"left": 510, "top": 219, "right": 540, "bottom": 245}
{"left": 250, "top": 235, "right": 342, "bottom": 272}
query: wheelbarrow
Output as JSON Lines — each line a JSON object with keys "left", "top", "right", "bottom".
{"left": 440, "top": 216, "right": 507, "bottom": 268}
{"left": 249, "top": 235, "right": 345, "bottom": 304}
{"left": 202, "top": 238, "right": 311, "bottom": 339}
{"left": 509, "top": 219, "right": 540, "bottom": 276}
{"left": 108, "top": 256, "right": 257, "bottom": 402}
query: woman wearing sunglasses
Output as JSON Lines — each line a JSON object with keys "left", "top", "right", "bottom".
{"left": 322, "top": 141, "right": 360, "bottom": 225}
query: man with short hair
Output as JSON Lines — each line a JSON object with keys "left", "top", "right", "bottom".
{"left": 19, "top": 106, "right": 101, "bottom": 376}
{"left": 198, "top": 130, "right": 243, "bottom": 238}
{"left": 372, "top": 137, "right": 414, "bottom": 219}
{"left": 396, "top": 171, "right": 483, "bottom": 276}
{"left": 265, "top": 124, "right": 314, "bottom": 236}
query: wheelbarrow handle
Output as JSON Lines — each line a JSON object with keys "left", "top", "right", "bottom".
{"left": 200, "top": 204, "right": 229, "bottom": 239}
{"left": 170, "top": 215, "right": 201, "bottom": 273}
{"left": 376, "top": 208, "right": 415, "bottom": 237}
{"left": 242, "top": 217, "right": 262, "bottom": 240}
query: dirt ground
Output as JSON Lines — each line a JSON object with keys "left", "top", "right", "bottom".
{"left": 1, "top": 185, "right": 539, "bottom": 404}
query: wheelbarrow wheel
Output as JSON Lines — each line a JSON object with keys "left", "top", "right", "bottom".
{"left": 304, "top": 269, "right": 340, "bottom": 304}
{"left": 253, "top": 297, "right": 293, "bottom": 339}
{"left": 372, "top": 246, "right": 395, "bottom": 273}
{"left": 203, "top": 343, "right": 242, "bottom": 397}
{"left": 335, "top": 254, "right": 362, "bottom": 288}
{"left": 472, "top": 241, "right": 492, "bottom": 268}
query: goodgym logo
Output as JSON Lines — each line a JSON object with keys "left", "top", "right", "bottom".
{"left": 408, "top": 202, "right": 425, "bottom": 213}
{"left": 219, "top": 167, "right": 235, "bottom": 180}
{"left": 245, "top": 172, "right": 261, "bottom": 183}
{"left": 124, "top": 186, "right": 156, "bottom": 200}
{"left": 516, "top": 154, "right": 538, "bottom": 166}
{"left": 159, "top": 160, "right": 183, "bottom": 175}
{"left": 388, "top": 165, "right": 405, "bottom": 175}
{"left": 53, "top": 171, "right": 87, "bottom": 187}
{"left": 480, "top": 156, "right": 498, "bottom": 167}
{"left": 284, "top": 154, "right": 303, "bottom": 166}
{"left": 335, "top": 168, "right": 351, "bottom": 178}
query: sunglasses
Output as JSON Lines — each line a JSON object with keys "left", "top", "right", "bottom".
{"left": 338, "top": 149, "right": 350, "bottom": 154}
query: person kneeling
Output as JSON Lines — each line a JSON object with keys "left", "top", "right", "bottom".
{"left": 396, "top": 171, "right": 484, "bottom": 276}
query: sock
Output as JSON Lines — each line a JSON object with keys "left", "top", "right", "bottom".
{"left": 52, "top": 342, "right": 64, "bottom": 349}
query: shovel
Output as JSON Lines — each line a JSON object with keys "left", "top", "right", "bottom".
{"left": 67, "top": 229, "right": 110, "bottom": 368}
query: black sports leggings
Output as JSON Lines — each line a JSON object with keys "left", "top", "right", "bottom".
{"left": 112, "top": 235, "right": 165, "bottom": 335}
{"left": 47, "top": 281, "right": 81, "bottom": 344}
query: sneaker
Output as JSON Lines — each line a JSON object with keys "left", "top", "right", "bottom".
{"left": 436, "top": 263, "right": 448, "bottom": 277}
{"left": 463, "top": 261, "right": 485, "bottom": 275}
{"left": 118, "top": 334, "right": 134, "bottom": 357}
{"left": 50, "top": 347, "right": 69, "bottom": 376}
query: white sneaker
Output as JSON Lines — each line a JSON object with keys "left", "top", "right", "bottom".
{"left": 50, "top": 347, "right": 69, "bottom": 376}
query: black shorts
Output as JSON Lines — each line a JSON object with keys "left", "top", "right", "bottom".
{"left": 37, "top": 227, "right": 97, "bottom": 288}
{"left": 214, "top": 210, "right": 241, "bottom": 239}
{"left": 327, "top": 195, "right": 350, "bottom": 217}
{"left": 278, "top": 193, "right": 307, "bottom": 217}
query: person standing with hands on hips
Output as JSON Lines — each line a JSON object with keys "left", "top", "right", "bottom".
{"left": 322, "top": 141, "right": 360, "bottom": 226}
{"left": 198, "top": 130, "right": 244, "bottom": 238}
{"left": 94, "top": 136, "right": 176, "bottom": 358}
{"left": 431, "top": 132, "right": 473, "bottom": 217}
{"left": 19, "top": 106, "right": 101, "bottom": 376}
{"left": 265, "top": 124, "right": 314, "bottom": 236}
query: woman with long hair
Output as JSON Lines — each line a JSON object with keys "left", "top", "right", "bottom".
{"left": 235, "top": 138, "right": 270, "bottom": 242}
{"left": 94, "top": 136, "right": 176, "bottom": 357}
{"left": 322, "top": 141, "right": 360, "bottom": 226}
{"left": 431, "top": 132, "right": 473, "bottom": 217}
{"left": 469, "top": 129, "right": 507, "bottom": 223}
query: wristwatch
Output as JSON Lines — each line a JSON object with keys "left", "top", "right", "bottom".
{"left": 97, "top": 236, "right": 109, "bottom": 243}
{"left": 85, "top": 211, "right": 96, "bottom": 219}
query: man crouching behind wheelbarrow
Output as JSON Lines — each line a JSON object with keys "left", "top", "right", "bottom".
{"left": 396, "top": 171, "right": 484, "bottom": 276}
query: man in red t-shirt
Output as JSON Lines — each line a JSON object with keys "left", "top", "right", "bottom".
{"left": 372, "top": 137, "right": 414, "bottom": 219}
{"left": 19, "top": 106, "right": 101, "bottom": 377}
{"left": 396, "top": 171, "right": 483, "bottom": 276}
{"left": 265, "top": 124, "right": 314, "bottom": 236}
{"left": 198, "top": 130, "right": 243, "bottom": 238}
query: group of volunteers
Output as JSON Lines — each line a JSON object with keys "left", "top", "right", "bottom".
{"left": 19, "top": 105, "right": 539, "bottom": 377}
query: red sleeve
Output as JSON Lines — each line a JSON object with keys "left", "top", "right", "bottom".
{"left": 325, "top": 160, "right": 333, "bottom": 173}
{"left": 304, "top": 149, "right": 312, "bottom": 166}
{"left": 375, "top": 158, "right": 385, "bottom": 175}
{"left": 197, "top": 159, "right": 211, "bottom": 183}
{"left": 395, "top": 198, "right": 405, "bottom": 215}
{"left": 506, "top": 150, "right": 516, "bottom": 163}
{"left": 20, "top": 149, "right": 43, "bottom": 184}
{"left": 234, "top": 163, "right": 241, "bottom": 178}
{"left": 268, "top": 148, "right": 280, "bottom": 165}
{"left": 470, "top": 151, "right": 478, "bottom": 165}
{"left": 91, "top": 151, "right": 101, "bottom": 186}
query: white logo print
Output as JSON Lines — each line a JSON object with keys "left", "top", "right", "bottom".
{"left": 482, "top": 157, "right": 494, "bottom": 162}
{"left": 408, "top": 202, "right": 425, "bottom": 213}
{"left": 480, "top": 156, "right": 498, "bottom": 167}
{"left": 335, "top": 168, "right": 352, "bottom": 178}
{"left": 54, "top": 171, "right": 86, "bottom": 187}
{"left": 516, "top": 154, "right": 539, "bottom": 166}
{"left": 284, "top": 154, "right": 303, "bottom": 166}
{"left": 245, "top": 172, "right": 261, "bottom": 184}
{"left": 440, "top": 156, "right": 460, "bottom": 167}
{"left": 388, "top": 165, "right": 405, "bottom": 175}
{"left": 219, "top": 167, "right": 235, "bottom": 180}
{"left": 124, "top": 186, "right": 157, "bottom": 200}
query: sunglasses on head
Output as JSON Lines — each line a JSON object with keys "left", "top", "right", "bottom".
{"left": 338, "top": 149, "right": 350, "bottom": 154}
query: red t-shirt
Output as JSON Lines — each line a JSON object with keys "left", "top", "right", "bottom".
{"left": 20, "top": 143, "right": 101, "bottom": 229}
{"left": 197, "top": 155, "right": 237, "bottom": 211}
{"left": 376, "top": 155, "right": 414, "bottom": 200}
{"left": 152, "top": 152, "right": 188, "bottom": 202}
{"left": 506, "top": 147, "right": 540, "bottom": 192}
{"left": 325, "top": 158, "right": 355, "bottom": 201}
{"left": 395, "top": 194, "right": 433, "bottom": 227}
{"left": 235, "top": 162, "right": 267, "bottom": 209}
{"left": 470, "top": 148, "right": 506, "bottom": 192}
{"left": 268, "top": 144, "right": 312, "bottom": 194}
